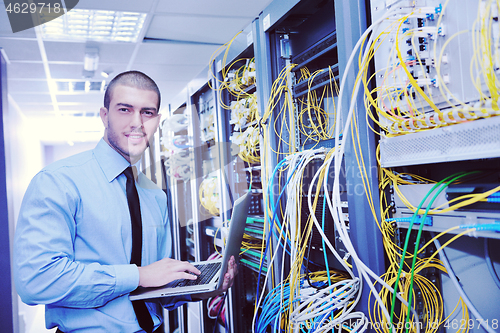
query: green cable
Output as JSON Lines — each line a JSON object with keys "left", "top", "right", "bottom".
{"left": 388, "top": 171, "right": 465, "bottom": 331}
{"left": 403, "top": 171, "right": 478, "bottom": 332}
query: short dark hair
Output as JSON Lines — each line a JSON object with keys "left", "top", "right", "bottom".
{"left": 104, "top": 71, "right": 161, "bottom": 111}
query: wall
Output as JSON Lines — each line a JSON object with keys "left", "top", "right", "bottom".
{"left": 1, "top": 43, "right": 16, "bottom": 333}
{"left": 44, "top": 141, "right": 98, "bottom": 166}
{"left": 7, "top": 95, "right": 45, "bottom": 333}
{"left": 6, "top": 103, "right": 100, "bottom": 333}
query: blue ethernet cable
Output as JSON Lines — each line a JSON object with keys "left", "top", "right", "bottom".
{"left": 256, "top": 281, "right": 293, "bottom": 333}
{"left": 267, "top": 158, "right": 291, "bottom": 250}
{"left": 256, "top": 157, "right": 304, "bottom": 326}
{"left": 459, "top": 223, "right": 500, "bottom": 232}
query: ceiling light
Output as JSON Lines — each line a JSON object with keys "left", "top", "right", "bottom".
{"left": 83, "top": 47, "right": 99, "bottom": 72}
{"left": 40, "top": 9, "right": 147, "bottom": 43}
{"left": 101, "top": 68, "right": 113, "bottom": 78}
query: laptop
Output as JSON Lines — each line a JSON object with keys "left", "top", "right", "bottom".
{"left": 130, "top": 192, "right": 251, "bottom": 301}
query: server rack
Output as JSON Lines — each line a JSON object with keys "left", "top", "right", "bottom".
{"left": 159, "top": 71, "right": 220, "bottom": 333}
{"left": 211, "top": 21, "right": 266, "bottom": 333}
{"left": 369, "top": 0, "right": 500, "bottom": 331}
{"left": 161, "top": 25, "right": 260, "bottom": 329}
{"left": 252, "top": 0, "right": 369, "bottom": 331}
{"left": 264, "top": 0, "right": 350, "bottom": 271}
{"left": 159, "top": 102, "right": 192, "bottom": 333}
{"left": 160, "top": 0, "right": 500, "bottom": 331}
{"left": 187, "top": 78, "right": 225, "bottom": 333}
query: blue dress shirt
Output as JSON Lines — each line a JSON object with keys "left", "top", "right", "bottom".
{"left": 14, "top": 139, "right": 188, "bottom": 332}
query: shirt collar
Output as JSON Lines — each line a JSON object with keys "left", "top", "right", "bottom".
{"left": 93, "top": 138, "right": 132, "bottom": 182}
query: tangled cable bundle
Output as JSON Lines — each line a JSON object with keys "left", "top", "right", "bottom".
{"left": 199, "top": 176, "right": 221, "bottom": 216}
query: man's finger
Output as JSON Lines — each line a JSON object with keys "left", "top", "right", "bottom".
{"left": 183, "top": 272, "right": 199, "bottom": 280}
{"left": 177, "top": 261, "right": 201, "bottom": 275}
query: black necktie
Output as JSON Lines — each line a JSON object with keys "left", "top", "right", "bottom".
{"left": 124, "top": 166, "right": 154, "bottom": 333}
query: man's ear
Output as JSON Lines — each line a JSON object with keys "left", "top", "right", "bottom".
{"left": 100, "top": 107, "right": 108, "bottom": 128}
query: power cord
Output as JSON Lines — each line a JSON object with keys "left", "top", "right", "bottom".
{"left": 484, "top": 238, "right": 500, "bottom": 289}
{"left": 433, "top": 235, "right": 496, "bottom": 333}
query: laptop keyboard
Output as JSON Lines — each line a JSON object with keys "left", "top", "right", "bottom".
{"left": 169, "top": 262, "right": 222, "bottom": 288}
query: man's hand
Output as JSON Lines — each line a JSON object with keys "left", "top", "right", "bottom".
{"left": 192, "top": 255, "right": 238, "bottom": 301}
{"left": 138, "top": 258, "right": 201, "bottom": 288}
{"left": 220, "top": 255, "right": 238, "bottom": 291}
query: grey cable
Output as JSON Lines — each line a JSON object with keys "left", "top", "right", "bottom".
{"left": 484, "top": 238, "right": 500, "bottom": 290}
{"left": 433, "top": 235, "right": 495, "bottom": 333}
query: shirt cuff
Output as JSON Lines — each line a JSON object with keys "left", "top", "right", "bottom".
{"left": 114, "top": 264, "right": 140, "bottom": 296}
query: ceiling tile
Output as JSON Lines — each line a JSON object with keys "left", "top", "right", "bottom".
{"left": 146, "top": 14, "right": 250, "bottom": 44}
{"left": 130, "top": 63, "right": 203, "bottom": 83}
{"left": 49, "top": 63, "right": 87, "bottom": 79}
{"left": 8, "top": 79, "right": 50, "bottom": 93}
{"left": 56, "top": 93, "right": 103, "bottom": 105}
{"left": 57, "top": 106, "right": 100, "bottom": 112}
{"left": 44, "top": 41, "right": 137, "bottom": 66}
{"left": 6, "top": 62, "right": 46, "bottom": 79}
{"left": 156, "top": 80, "right": 190, "bottom": 101}
{"left": 0, "top": 38, "right": 42, "bottom": 61}
{"left": 99, "top": 43, "right": 138, "bottom": 64}
{"left": 17, "top": 103, "right": 55, "bottom": 114}
{"left": 9, "top": 92, "right": 53, "bottom": 104}
{"left": 155, "top": 0, "right": 273, "bottom": 17}
{"left": 73, "top": 0, "right": 154, "bottom": 13}
{"left": 44, "top": 41, "right": 86, "bottom": 63}
{"left": 133, "top": 42, "right": 218, "bottom": 66}
{"left": 49, "top": 63, "right": 128, "bottom": 80}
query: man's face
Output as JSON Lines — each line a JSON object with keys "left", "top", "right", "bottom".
{"left": 100, "top": 84, "right": 161, "bottom": 164}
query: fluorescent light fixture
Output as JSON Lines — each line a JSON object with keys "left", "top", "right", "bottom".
{"left": 40, "top": 9, "right": 147, "bottom": 43}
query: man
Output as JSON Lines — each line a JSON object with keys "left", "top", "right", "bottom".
{"left": 14, "top": 71, "right": 236, "bottom": 332}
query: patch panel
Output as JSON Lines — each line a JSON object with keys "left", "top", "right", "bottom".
{"left": 391, "top": 183, "right": 500, "bottom": 240}
{"left": 198, "top": 92, "right": 216, "bottom": 143}
{"left": 370, "top": 0, "right": 496, "bottom": 136}
{"left": 248, "top": 192, "right": 264, "bottom": 215}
